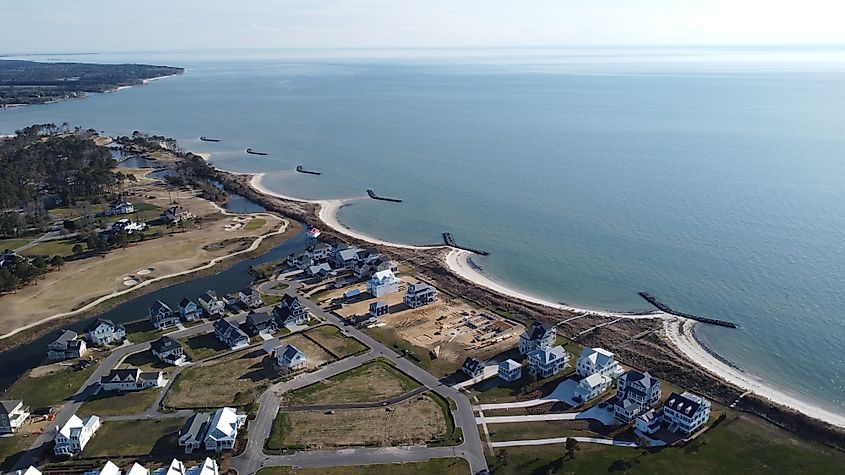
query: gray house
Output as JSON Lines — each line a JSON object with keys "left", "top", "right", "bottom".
{"left": 150, "top": 300, "right": 180, "bottom": 330}
{"left": 47, "top": 330, "right": 87, "bottom": 361}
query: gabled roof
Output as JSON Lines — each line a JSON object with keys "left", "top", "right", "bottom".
{"left": 206, "top": 407, "right": 240, "bottom": 441}
{"left": 151, "top": 336, "right": 181, "bottom": 353}
{"left": 126, "top": 463, "right": 149, "bottom": 475}
{"left": 620, "top": 370, "right": 659, "bottom": 390}
{"left": 187, "top": 458, "right": 219, "bottom": 475}
{"left": 179, "top": 297, "right": 195, "bottom": 309}
{"left": 150, "top": 300, "right": 173, "bottom": 315}
{"left": 52, "top": 329, "right": 78, "bottom": 346}
{"left": 99, "top": 461, "right": 121, "bottom": 475}
{"left": 101, "top": 368, "right": 141, "bottom": 384}
{"left": 369, "top": 269, "right": 397, "bottom": 284}
{"left": 278, "top": 294, "right": 301, "bottom": 309}
{"left": 581, "top": 372, "right": 610, "bottom": 389}
{"left": 579, "top": 347, "right": 616, "bottom": 368}
{"left": 213, "top": 319, "right": 248, "bottom": 343}
{"left": 279, "top": 344, "right": 305, "bottom": 363}
{"left": 180, "top": 412, "right": 210, "bottom": 441}
{"left": 247, "top": 311, "right": 274, "bottom": 325}
{"left": 239, "top": 288, "right": 257, "bottom": 296}
{"left": 155, "top": 459, "right": 186, "bottom": 475}
{"left": 407, "top": 282, "right": 434, "bottom": 294}
{"left": 463, "top": 357, "right": 484, "bottom": 373}
{"left": 19, "top": 467, "right": 42, "bottom": 475}
{"left": 524, "top": 321, "right": 554, "bottom": 341}
{"left": 0, "top": 400, "right": 22, "bottom": 414}
{"left": 499, "top": 359, "right": 521, "bottom": 371}
{"left": 528, "top": 345, "right": 567, "bottom": 365}
{"left": 85, "top": 318, "right": 120, "bottom": 333}
{"left": 58, "top": 414, "right": 84, "bottom": 438}
{"left": 665, "top": 391, "right": 705, "bottom": 416}
{"left": 199, "top": 290, "right": 219, "bottom": 302}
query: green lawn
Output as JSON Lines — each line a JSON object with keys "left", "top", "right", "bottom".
{"left": 261, "top": 293, "right": 284, "bottom": 306}
{"left": 283, "top": 359, "right": 420, "bottom": 405}
{"left": 125, "top": 319, "right": 166, "bottom": 344}
{"left": 304, "top": 325, "right": 368, "bottom": 359}
{"left": 364, "top": 326, "right": 461, "bottom": 378}
{"left": 488, "top": 421, "right": 595, "bottom": 442}
{"left": 0, "top": 238, "right": 33, "bottom": 251}
{"left": 0, "top": 433, "right": 36, "bottom": 472}
{"left": 180, "top": 332, "right": 232, "bottom": 361}
{"left": 255, "top": 458, "right": 469, "bottom": 475}
{"left": 487, "top": 414, "right": 845, "bottom": 475}
{"left": 19, "top": 238, "right": 79, "bottom": 257}
{"left": 5, "top": 364, "right": 97, "bottom": 409}
{"left": 243, "top": 218, "right": 266, "bottom": 231}
{"left": 82, "top": 417, "right": 187, "bottom": 457}
{"left": 78, "top": 387, "right": 161, "bottom": 417}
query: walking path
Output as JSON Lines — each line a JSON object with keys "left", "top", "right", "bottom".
{"left": 490, "top": 436, "right": 638, "bottom": 448}
{"left": 476, "top": 378, "right": 580, "bottom": 411}
{"left": 452, "top": 365, "right": 499, "bottom": 390}
{"left": 477, "top": 405, "right": 619, "bottom": 426}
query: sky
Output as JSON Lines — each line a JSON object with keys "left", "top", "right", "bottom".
{"left": 2, "top": 0, "right": 845, "bottom": 54}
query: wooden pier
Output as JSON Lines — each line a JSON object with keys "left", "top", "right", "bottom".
{"left": 443, "top": 232, "right": 489, "bottom": 255}
{"left": 638, "top": 291, "right": 737, "bottom": 328}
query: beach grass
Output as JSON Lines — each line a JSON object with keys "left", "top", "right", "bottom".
{"left": 0, "top": 432, "right": 36, "bottom": 472}
{"left": 255, "top": 458, "right": 470, "bottom": 475}
{"left": 78, "top": 387, "right": 161, "bottom": 417}
{"left": 81, "top": 417, "right": 187, "bottom": 457}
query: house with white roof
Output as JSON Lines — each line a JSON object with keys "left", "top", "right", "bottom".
{"left": 153, "top": 458, "right": 218, "bottom": 475}
{"left": 614, "top": 370, "right": 662, "bottom": 423}
{"left": 111, "top": 218, "right": 146, "bottom": 234}
{"left": 47, "top": 329, "right": 87, "bottom": 361}
{"left": 527, "top": 345, "right": 569, "bottom": 378}
{"left": 54, "top": 414, "right": 101, "bottom": 455}
{"left": 403, "top": 282, "right": 437, "bottom": 308}
{"left": 150, "top": 300, "right": 180, "bottom": 330}
{"left": 662, "top": 391, "right": 711, "bottom": 434}
{"left": 576, "top": 347, "right": 623, "bottom": 379}
{"left": 307, "top": 262, "right": 333, "bottom": 280}
{"left": 276, "top": 344, "right": 307, "bottom": 373}
{"left": 213, "top": 319, "right": 249, "bottom": 350}
{"left": 83, "top": 460, "right": 121, "bottom": 475}
{"left": 126, "top": 463, "right": 149, "bottom": 475}
{"left": 573, "top": 373, "right": 612, "bottom": 404}
{"left": 519, "top": 321, "right": 556, "bottom": 355}
{"left": 198, "top": 290, "right": 225, "bottom": 317}
{"left": 15, "top": 467, "right": 42, "bottom": 475}
{"left": 100, "top": 368, "right": 165, "bottom": 392}
{"left": 636, "top": 408, "right": 663, "bottom": 435}
{"left": 106, "top": 200, "right": 134, "bottom": 216}
{"left": 178, "top": 298, "right": 203, "bottom": 322}
{"left": 1, "top": 400, "right": 30, "bottom": 434}
{"left": 204, "top": 407, "right": 246, "bottom": 452}
{"left": 84, "top": 318, "right": 126, "bottom": 346}
{"left": 498, "top": 359, "right": 523, "bottom": 382}
{"left": 367, "top": 269, "right": 400, "bottom": 298}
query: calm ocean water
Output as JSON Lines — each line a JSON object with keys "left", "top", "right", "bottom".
{"left": 1, "top": 48, "right": 844, "bottom": 415}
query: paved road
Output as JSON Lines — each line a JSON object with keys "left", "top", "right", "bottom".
{"left": 490, "top": 436, "right": 638, "bottom": 448}
{"left": 230, "top": 281, "right": 489, "bottom": 475}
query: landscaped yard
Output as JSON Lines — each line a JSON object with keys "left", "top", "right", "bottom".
{"left": 487, "top": 414, "right": 845, "bottom": 475}
{"left": 78, "top": 387, "right": 161, "bottom": 417}
{"left": 81, "top": 418, "right": 187, "bottom": 457}
{"left": 120, "top": 349, "right": 172, "bottom": 372}
{"left": 0, "top": 238, "right": 33, "bottom": 251}
{"left": 267, "top": 396, "right": 447, "bottom": 450}
{"left": 284, "top": 360, "right": 420, "bottom": 406}
{"left": 0, "top": 433, "right": 36, "bottom": 472}
{"left": 303, "top": 325, "right": 368, "bottom": 359}
{"left": 255, "top": 458, "right": 469, "bottom": 475}
{"left": 180, "top": 332, "right": 232, "bottom": 362}
{"left": 164, "top": 347, "right": 271, "bottom": 409}
{"left": 124, "top": 319, "right": 166, "bottom": 344}
{"left": 5, "top": 364, "right": 97, "bottom": 409}
{"left": 19, "top": 239, "right": 78, "bottom": 257}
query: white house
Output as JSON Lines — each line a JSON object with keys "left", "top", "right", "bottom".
{"left": 0, "top": 400, "right": 30, "bottom": 434}
{"left": 576, "top": 347, "right": 623, "bottom": 379}
{"left": 307, "top": 262, "right": 333, "bottom": 280}
{"left": 519, "top": 321, "right": 556, "bottom": 355}
{"left": 636, "top": 408, "right": 663, "bottom": 435}
{"left": 178, "top": 412, "right": 211, "bottom": 454}
{"left": 333, "top": 246, "right": 363, "bottom": 268}
{"left": 161, "top": 206, "right": 193, "bottom": 224}
{"left": 198, "top": 290, "right": 226, "bottom": 317}
{"left": 403, "top": 282, "right": 437, "bottom": 308}
{"left": 106, "top": 200, "right": 134, "bottom": 216}
{"left": 83, "top": 460, "right": 121, "bottom": 475}
{"left": 15, "top": 467, "right": 42, "bottom": 475}
{"left": 238, "top": 288, "right": 263, "bottom": 308}
{"left": 527, "top": 345, "right": 569, "bottom": 378}
{"left": 126, "top": 463, "right": 150, "bottom": 475}
{"left": 47, "top": 329, "right": 87, "bottom": 361}
{"left": 153, "top": 458, "right": 218, "bottom": 475}
{"left": 276, "top": 344, "right": 307, "bottom": 373}
{"left": 573, "top": 373, "right": 612, "bottom": 404}
{"left": 111, "top": 218, "right": 146, "bottom": 234}
{"left": 662, "top": 391, "right": 711, "bottom": 434}
{"left": 498, "top": 359, "right": 523, "bottom": 382}
{"left": 308, "top": 242, "right": 333, "bottom": 261}
{"left": 54, "top": 414, "right": 101, "bottom": 456}
{"left": 614, "top": 370, "right": 662, "bottom": 423}
{"left": 84, "top": 319, "right": 126, "bottom": 346}
{"left": 99, "top": 368, "right": 166, "bottom": 392}
{"left": 150, "top": 300, "right": 180, "bottom": 330}
{"left": 151, "top": 336, "right": 187, "bottom": 366}
{"left": 286, "top": 251, "right": 313, "bottom": 270}
{"left": 178, "top": 298, "right": 203, "bottom": 322}
{"left": 204, "top": 407, "right": 246, "bottom": 452}
{"left": 213, "top": 319, "right": 250, "bottom": 349}
{"left": 367, "top": 270, "right": 400, "bottom": 298}
{"left": 462, "top": 357, "right": 485, "bottom": 378}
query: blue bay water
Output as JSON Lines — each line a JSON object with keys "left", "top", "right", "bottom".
{"left": 1, "top": 48, "right": 844, "bottom": 415}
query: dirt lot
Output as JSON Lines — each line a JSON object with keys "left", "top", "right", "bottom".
{"left": 284, "top": 360, "right": 420, "bottom": 405}
{"left": 278, "top": 396, "right": 447, "bottom": 448}
{"left": 0, "top": 168, "right": 286, "bottom": 336}
{"left": 303, "top": 325, "right": 368, "bottom": 359}
{"left": 326, "top": 277, "right": 523, "bottom": 364}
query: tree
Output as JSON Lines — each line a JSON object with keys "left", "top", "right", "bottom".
{"left": 565, "top": 437, "right": 579, "bottom": 459}
{"left": 115, "top": 231, "right": 129, "bottom": 249}
{"left": 50, "top": 255, "right": 65, "bottom": 269}
{"left": 72, "top": 243, "right": 84, "bottom": 255}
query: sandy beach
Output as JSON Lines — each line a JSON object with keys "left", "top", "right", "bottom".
{"left": 241, "top": 165, "right": 845, "bottom": 429}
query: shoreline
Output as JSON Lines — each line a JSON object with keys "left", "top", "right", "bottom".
{"left": 240, "top": 167, "right": 845, "bottom": 429}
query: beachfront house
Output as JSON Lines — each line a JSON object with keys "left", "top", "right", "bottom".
{"left": 613, "top": 370, "right": 662, "bottom": 423}
{"left": 636, "top": 408, "right": 663, "bottom": 435}
{"left": 573, "top": 373, "right": 612, "bottom": 404}
{"left": 662, "top": 391, "right": 712, "bottom": 434}
{"left": 275, "top": 344, "right": 307, "bottom": 373}
{"left": 198, "top": 290, "right": 226, "bottom": 317}
{"left": 403, "top": 282, "right": 438, "bottom": 308}
{"left": 204, "top": 407, "right": 246, "bottom": 452}
{"left": 286, "top": 251, "right": 313, "bottom": 270}
{"left": 369, "top": 301, "right": 389, "bottom": 319}
{"left": 519, "top": 321, "right": 556, "bottom": 355}
{"left": 333, "top": 246, "right": 364, "bottom": 268}
{"left": 53, "top": 414, "right": 101, "bottom": 456}
{"left": 238, "top": 288, "right": 263, "bottom": 308}
{"left": 0, "top": 400, "right": 30, "bottom": 434}
{"left": 367, "top": 270, "right": 400, "bottom": 298}
{"left": 84, "top": 318, "right": 126, "bottom": 346}
{"left": 150, "top": 300, "right": 180, "bottom": 330}
{"left": 178, "top": 298, "right": 203, "bottom": 322}
{"left": 161, "top": 205, "right": 194, "bottom": 224}
{"left": 151, "top": 336, "right": 187, "bottom": 366}
{"left": 47, "top": 329, "right": 87, "bottom": 361}
{"left": 106, "top": 200, "right": 134, "bottom": 216}
{"left": 213, "top": 319, "right": 250, "bottom": 349}
{"left": 498, "top": 359, "right": 523, "bottom": 382}
{"left": 527, "top": 345, "right": 569, "bottom": 378}
{"left": 576, "top": 347, "right": 623, "bottom": 379}
{"left": 273, "top": 295, "right": 310, "bottom": 326}
{"left": 308, "top": 242, "right": 333, "bottom": 262}
{"left": 244, "top": 311, "right": 277, "bottom": 336}
{"left": 462, "top": 357, "right": 485, "bottom": 378}
{"left": 99, "top": 368, "right": 166, "bottom": 392}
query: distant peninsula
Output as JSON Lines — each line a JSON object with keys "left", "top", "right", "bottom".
{"left": 0, "top": 59, "right": 184, "bottom": 107}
